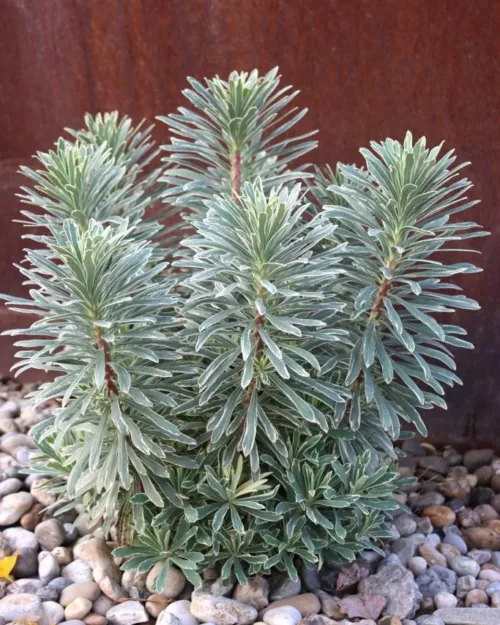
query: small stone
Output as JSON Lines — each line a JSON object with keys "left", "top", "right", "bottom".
{"left": 0, "top": 433, "right": 33, "bottom": 455}
{"left": 408, "top": 557, "right": 427, "bottom": 576}
{"left": 234, "top": 577, "right": 269, "bottom": 610}
{"left": 20, "top": 503, "right": 44, "bottom": 531}
{"left": 121, "top": 569, "right": 148, "bottom": 600}
{"left": 37, "top": 585, "right": 60, "bottom": 602}
{"left": 84, "top": 614, "right": 107, "bottom": 625}
{"left": 0, "top": 593, "right": 42, "bottom": 621}
{"left": 464, "top": 449, "right": 494, "bottom": 472}
{"left": 270, "top": 573, "right": 301, "bottom": 601}
{"left": 0, "top": 477, "right": 22, "bottom": 497}
{"left": 450, "top": 555, "right": 481, "bottom": 577}
{"left": 443, "top": 528, "right": 468, "bottom": 554}
{"left": 260, "top": 594, "right": 321, "bottom": 618}
{"left": 456, "top": 574, "right": 476, "bottom": 598}
{"left": 191, "top": 592, "right": 258, "bottom": 625}
{"left": 35, "top": 518, "right": 66, "bottom": 550}
{"left": 41, "top": 600, "right": 65, "bottom": 625}
{"left": 298, "top": 616, "right": 338, "bottom": 625}
{"left": 359, "top": 563, "right": 421, "bottom": 619}
{"left": 419, "top": 544, "right": 447, "bottom": 567}
{"left": 416, "top": 565, "right": 457, "bottom": 597}
{"left": 74, "top": 538, "right": 121, "bottom": 582}
{"left": 459, "top": 508, "right": 481, "bottom": 528}
{"left": 65, "top": 597, "right": 93, "bottom": 620}
{"left": 464, "top": 526, "right": 500, "bottom": 550}
{"left": 64, "top": 559, "right": 94, "bottom": 583}
{"left": 93, "top": 594, "right": 115, "bottom": 616}
{"left": 106, "top": 601, "right": 149, "bottom": 625}
{"left": 315, "top": 590, "right": 343, "bottom": 619}
{"left": 475, "top": 466, "right": 494, "bottom": 486}
{"left": 476, "top": 504, "right": 499, "bottom": 523}
{"left": 157, "top": 613, "right": 181, "bottom": 625}
{"left": 391, "top": 534, "right": 427, "bottom": 567}
{"left": 413, "top": 492, "right": 446, "bottom": 510}
{"left": 6, "top": 577, "right": 43, "bottom": 594}
{"left": 211, "top": 574, "right": 235, "bottom": 597}
{"left": 264, "top": 607, "right": 302, "bottom": 625}
{"left": 491, "top": 590, "right": 500, "bottom": 607}
{"left": 423, "top": 506, "right": 456, "bottom": 528}
{"left": 470, "top": 487, "right": 493, "bottom": 507}
{"left": 418, "top": 456, "right": 448, "bottom": 475}
{"left": 466, "top": 588, "right": 489, "bottom": 606}
{"left": 30, "top": 477, "right": 57, "bottom": 507}
{"left": 165, "top": 600, "right": 199, "bottom": 625}
{"left": 0, "top": 491, "right": 34, "bottom": 525}
{"left": 437, "top": 544, "right": 461, "bottom": 566}
{"left": 468, "top": 549, "right": 492, "bottom": 565}
{"left": 415, "top": 517, "right": 434, "bottom": 535}
{"left": 60, "top": 581, "right": 100, "bottom": 606}
{"left": 145, "top": 594, "right": 169, "bottom": 617}
{"left": 145, "top": 562, "right": 186, "bottom": 598}
{"left": 486, "top": 581, "right": 500, "bottom": 596}
{"left": 53, "top": 546, "right": 74, "bottom": 565}
{"left": 49, "top": 576, "right": 74, "bottom": 593}
{"left": 95, "top": 573, "right": 126, "bottom": 601}
{"left": 39, "top": 551, "right": 60, "bottom": 584}
{"left": 479, "top": 568, "right": 500, "bottom": 582}
{"left": 434, "top": 591, "right": 458, "bottom": 609}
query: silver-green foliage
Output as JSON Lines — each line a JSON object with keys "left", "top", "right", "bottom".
{"left": 2, "top": 70, "right": 486, "bottom": 588}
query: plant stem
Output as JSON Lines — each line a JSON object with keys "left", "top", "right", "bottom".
{"left": 231, "top": 149, "right": 241, "bottom": 200}
{"left": 96, "top": 327, "right": 118, "bottom": 396}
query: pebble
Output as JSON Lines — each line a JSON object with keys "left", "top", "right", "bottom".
{"left": 408, "top": 557, "right": 428, "bottom": 576}
{"left": 65, "top": 597, "right": 93, "bottom": 620}
{"left": 464, "top": 449, "right": 495, "bottom": 472}
{"left": 106, "top": 601, "right": 149, "bottom": 625}
{"left": 52, "top": 546, "right": 73, "bottom": 565}
{"left": 190, "top": 592, "right": 258, "bottom": 625}
{"left": 359, "top": 562, "right": 421, "bottom": 619}
{"left": 3, "top": 527, "right": 39, "bottom": 577}
{"left": 35, "top": 518, "right": 66, "bottom": 550}
{"left": 449, "top": 556, "right": 480, "bottom": 577}
{"left": 414, "top": 492, "right": 446, "bottom": 510}
{"left": 416, "top": 565, "right": 457, "bottom": 597}
{"left": 0, "top": 491, "right": 34, "bottom": 525}
{"left": 263, "top": 607, "right": 302, "bottom": 625}
{"left": 0, "top": 593, "right": 42, "bottom": 621}
{"left": 478, "top": 568, "right": 500, "bottom": 582}
{"left": 423, "top": 506, "right": 456, "bottom": 528}
{"left": 146, "top": 594, "right": 169, "bottom": 617}
{"left": 145, "top": 562, "right": 186, "bottom": 598}
{"left": 93, "top": 594, "right": 115, "bottom": 616}
{"left": 73, "top": 537, "right": 121, "bottom": 582}
{"left": 468, "top": 549, "right": 492, "bottom": 565}
{"left": 443, "top": 528, "right": 468, "bottom": 554}
{"left": 60, "top": 581, "right": 100, "bottom": 606}
{"left": 0, "top": 477, "right": 22, "bottom": 497}
{"left": 486, "top": 580, "right": 500, "bottom": 596}
{"left": 270, "top": 574, "right": 302, "bottom": 601}
{"left": 466, "top": 588, "right": 489, "bottom": 606}
{"left": 434, "top": 591, "right": 458, "bottom": 609}
{"left": 260, "top": 594, "right": 320, "bottom": 618}
{"left": 38, "top": 551, "right": 60, "bottom": 584}
{"left": 234, "top": 577, "right": 269, "bottom": 609}
{"left": 64, "top": 559, "right": 94, "bottom": 583}
{"left": 84, "top": 615, "right": 107, "bottom": 625}
{"left": 164, "top": 600, "right": 199, "bottom": 625}
{"left": 456, "top": 574, "right": 476, "bottom": 598}
{"left": 491, "top": 590, "right": 500, "bottom": 607}
{"left": 419, "top": 544, "right": 447, "bottom": 567}
{"left": 463, "top": 525, "right": 500, "bottom": 550}
{"left": 475, "top": 504, "right": 499, "bottom": 523}
{"left": 41, "top": 600, "right": 65, "bottom": 625}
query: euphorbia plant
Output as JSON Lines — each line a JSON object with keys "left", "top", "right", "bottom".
{"left": 3, "top": 69, "right": 487, "bottom": 588}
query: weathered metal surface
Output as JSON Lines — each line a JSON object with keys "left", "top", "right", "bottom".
{"left": 0, "top": 0, "right": 498, "bottom": 442}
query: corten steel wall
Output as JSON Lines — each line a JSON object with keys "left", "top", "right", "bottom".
{"left": 0, "top": 0, "right": 498, "bottom": 445}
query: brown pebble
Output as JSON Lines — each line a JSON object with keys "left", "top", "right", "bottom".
{"left": 145, "top": 594, "right": 169, "bottom": 617}
{"left": 466, "top": 589, "right": 489, "bottom": 606}
{"left": 492, "top": 493, "right": 500, "bottom": 514}
{"left": 464, "top": 525, "right": 500, "bottom": 550}
{"left": 418, "top": 543, "right": 447, "bottom": 567}
{"left": 20, "top": 502, "right": 44, "bottom": 531}
{"left": 419, "top": 596, "right": 435, "bottom": 613}
{"left": 423, "top": 505, "right": 456, "bottom": 528}
{"left": 259, "top": 594, "right": 321, "bottom": 618}
{"left": 378, "top": 617, "right": 402, "bottom": 625}
{"left": 475, "top": 465, "right": 494, "bottom": 486}
{"left": 84, "top": 614, "right": 107, "bottom": 625}
{"left": 51, "top": 546, "right": 73, "bottom": 565}
{"left": 479, "top": 568, "right": 500, "bottom": 582}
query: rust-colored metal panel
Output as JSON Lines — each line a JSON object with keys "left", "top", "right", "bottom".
{"left": 0, "top": 0, "right": 498, "bottom": 441}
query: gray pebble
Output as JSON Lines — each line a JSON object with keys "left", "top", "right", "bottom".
{"left": 0, "top": 478, "right": 22, "bottom": 497}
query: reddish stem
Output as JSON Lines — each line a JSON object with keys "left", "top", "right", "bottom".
{"left": 231, "top": 150, "right": 241, "bottom": 200}
{"left": 96, "top": 327, "right": 118, "bottom": 396}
